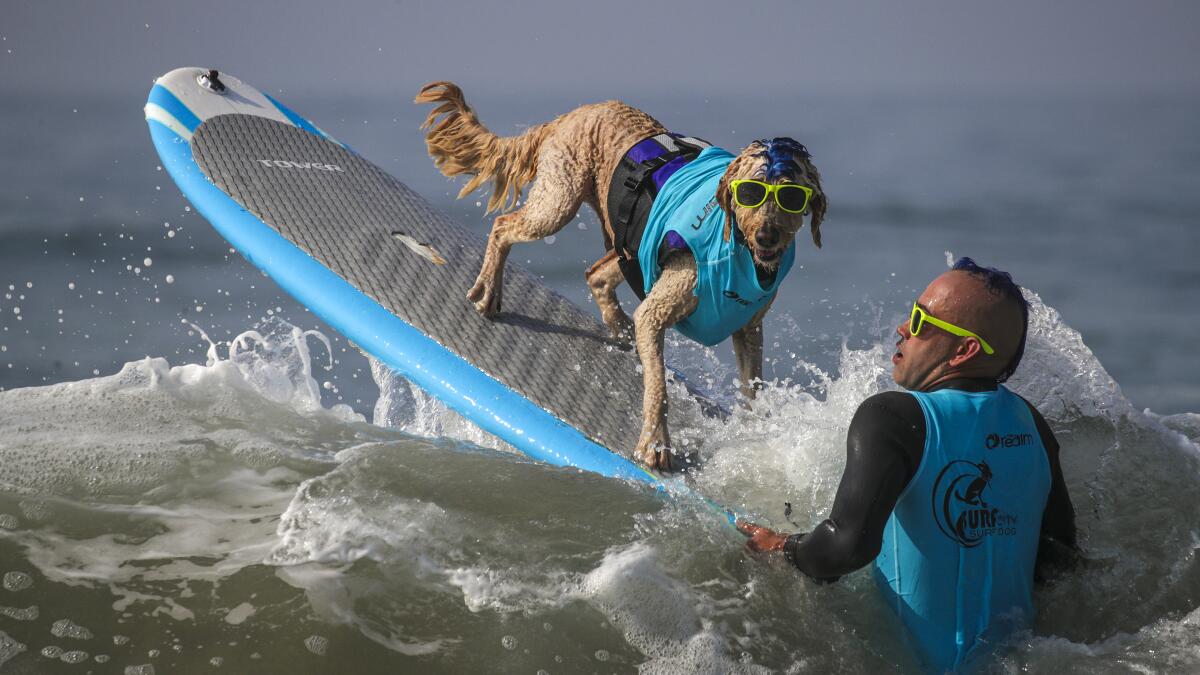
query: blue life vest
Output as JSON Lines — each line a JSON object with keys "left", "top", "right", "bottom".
{"left": 637, "top": 147, "right": 796, "bottom": 346}
{"left": 874, "top": 386, "right": 1051, "bottom": 672}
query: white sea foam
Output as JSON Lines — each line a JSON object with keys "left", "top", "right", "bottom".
{"left": 0, "top": 319, "right": 384, "bottom": 628}
{"left": 370, "top": 358, "right": 518, "bottom": 454}
{"left": 0, "top": 320, "right": 361, "bottom": 499}
{"left": 1007, "top": 286, "right": 1133, "bottom": 422}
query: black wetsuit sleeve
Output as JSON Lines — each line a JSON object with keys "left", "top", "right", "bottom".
{"left": 1021, "top": 397, "right": 1079, "bottom": 581}
{"left": 783, "top": 391, "right": 925, "bottom": 581}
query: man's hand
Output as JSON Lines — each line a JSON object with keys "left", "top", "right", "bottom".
{"left": 736, "top": 520, "right": 789, "bottom": 553}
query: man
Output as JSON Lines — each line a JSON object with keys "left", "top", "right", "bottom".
{"left": 737, "top": 257, "right": 1078, "bottom": 672}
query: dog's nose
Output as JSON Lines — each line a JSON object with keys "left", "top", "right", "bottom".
{"left": 755, "top": 228, "right": 780, "bottom": 248}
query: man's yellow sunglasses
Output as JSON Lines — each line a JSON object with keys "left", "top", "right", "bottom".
{"left": 729, "top": 179, "right": 813, "bottom": 214}
{"left": 909, "top": 303, "right": 995, "bottom": 355}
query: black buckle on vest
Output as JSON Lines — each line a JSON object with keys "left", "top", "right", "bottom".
{"left": 607, "top": 134, "right": 709, "bottom": 300}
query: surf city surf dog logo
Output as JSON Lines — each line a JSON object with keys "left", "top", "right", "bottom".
{"left": 255, "top": 159, "right": 345, "bottom": 172}
{"left": 930, "top": 460, "right": 1019, "bottom": 547}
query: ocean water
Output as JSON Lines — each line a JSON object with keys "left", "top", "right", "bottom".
{"left": 1, "top": 91, "right": 1199, "bottom": 673}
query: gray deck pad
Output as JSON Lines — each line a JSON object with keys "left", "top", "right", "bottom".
{"left": 190, "top": 114, "right": 712, "bottom": 457}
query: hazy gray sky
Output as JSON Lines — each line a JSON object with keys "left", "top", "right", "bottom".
{"left": 3, "top": 0, "right": 1198, "bottom": 99}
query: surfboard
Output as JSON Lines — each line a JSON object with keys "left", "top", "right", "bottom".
{"left": 144, "top": 67, "right": 716, "bottom": 487}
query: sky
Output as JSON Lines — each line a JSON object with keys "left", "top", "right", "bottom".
{"left": 3, "top": 0, "right": 1199, "bottom": 99}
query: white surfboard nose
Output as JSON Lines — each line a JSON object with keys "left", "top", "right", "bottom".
{"left": 147, "top": 67, "right": 331, "bottom": 142}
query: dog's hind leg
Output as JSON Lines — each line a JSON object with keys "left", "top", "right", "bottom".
{"left": 467, "top": 144, "right": 587, "bottom": 316}
{"left": 585, "top": 250, "right": 634, "bottom": 344}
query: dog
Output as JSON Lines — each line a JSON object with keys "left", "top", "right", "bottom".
{"left": 416, "top": 82, "right": 826, "bottom": 472}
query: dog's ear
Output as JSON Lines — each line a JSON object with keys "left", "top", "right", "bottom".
{"left": 716, "top": 165, "right": 736, "bottom": 242}
{"left": 807, "top": 167, "right": 827, "bottom": 249}
{"left": 718, "top": 143, "right": 765, "bottom": 242}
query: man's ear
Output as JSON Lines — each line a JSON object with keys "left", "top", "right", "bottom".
{"left": 948, "top": 338, "right": 984, "bottom": 368}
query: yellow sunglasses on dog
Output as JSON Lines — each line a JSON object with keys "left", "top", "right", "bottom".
{"left": 729, "top": 179, "right": 813, "bottom": 214}
{"left": 909, "top": 303, "right": 995, "bottom": 355}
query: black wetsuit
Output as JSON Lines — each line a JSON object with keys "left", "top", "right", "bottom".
{"left": 783, "top": 378, "right": 1077, "bottom": 582}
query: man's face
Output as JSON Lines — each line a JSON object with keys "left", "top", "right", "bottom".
{"left": 892, "top": 273, "right": 967, "bottom": 391}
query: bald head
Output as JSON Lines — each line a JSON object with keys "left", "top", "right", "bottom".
{"left": 892, "top": 259, "right": 1029, "bottom": 391}
{"left": 927, "top": 270, "right": 1026, "bottom": 376}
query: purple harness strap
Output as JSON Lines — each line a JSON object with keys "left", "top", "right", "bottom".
{"left": 626, "top": 135, "right": 705, "bottom": 192}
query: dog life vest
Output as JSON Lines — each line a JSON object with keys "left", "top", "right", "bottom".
{"left": 634, "top": 146, "right": 796, "bottom": 346}
{"left": 874, "top": 387, "right": 1051, "bottom": 672}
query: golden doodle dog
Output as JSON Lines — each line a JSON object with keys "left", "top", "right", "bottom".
{"left": 416, "top": 82, "right": 826, "bottom": 471}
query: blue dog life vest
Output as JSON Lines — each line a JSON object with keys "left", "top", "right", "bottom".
{"left": 638, "top": 147, "right": 796, "bottom": 346}
{"left": 874, "top": 386, "right": 1051, "bottom": 672}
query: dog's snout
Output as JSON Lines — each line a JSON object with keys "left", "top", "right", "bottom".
{"left": 755, "top": 228, "right": 780, "bottom": 248}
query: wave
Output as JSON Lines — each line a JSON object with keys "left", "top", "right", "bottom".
{"left": 1, "top": 287, "right": 1198, "bottom": 671}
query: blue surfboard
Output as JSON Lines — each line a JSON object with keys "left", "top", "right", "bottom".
{"left": 144, "top": 67, "right": 723, "bottom": 490}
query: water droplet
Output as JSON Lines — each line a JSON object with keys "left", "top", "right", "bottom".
{"left": 51, "top": 618, "right": 93, "bottom": 640}
{"left": 303, "top": 635, "right": 328, "bottom": 656}
{"left": 3, "top": 571, "right": 32, "bottom": 591}
{"left": 0, "top": 605, "right": 37, "bottom": 620}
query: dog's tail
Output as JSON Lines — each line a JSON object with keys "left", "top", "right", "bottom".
{"left": 416, "top": 81, "right": 557, "bottom": 213}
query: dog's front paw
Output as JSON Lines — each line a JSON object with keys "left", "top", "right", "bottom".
{"left": 466, "top": 274, "right": 502, "bottom": 317}
{"left": 634, "top": 433, "right": 675, "bottom": 473}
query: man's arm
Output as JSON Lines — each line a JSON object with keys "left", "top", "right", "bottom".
{"left": 780, "top": 392, "right": 924, "bottom": 581}
{"left": 1022, "top": 398, "right": 1080, "bottom": 581}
